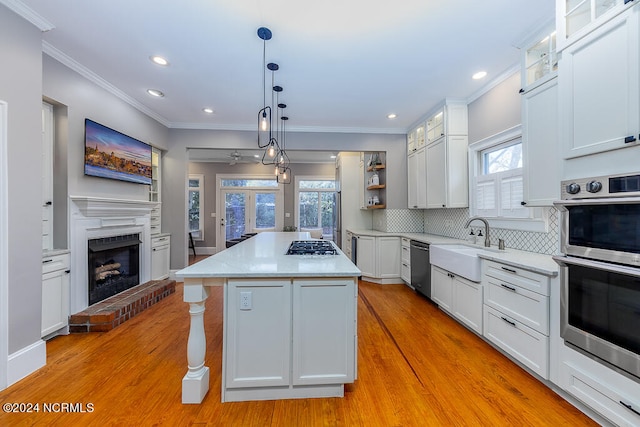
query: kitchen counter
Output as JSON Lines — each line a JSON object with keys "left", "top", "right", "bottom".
{"left": 178, "top": 231, "right": 360, "bottom": 279}
{"left": 175, "top": 232, "right": 360, "bottom": 404}
{"left": 347, "top": 229, "right": 558, "bottom": 276}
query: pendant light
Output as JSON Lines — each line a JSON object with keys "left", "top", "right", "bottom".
{"left": 257, "top": 27, "right": 272, "bottom": 148}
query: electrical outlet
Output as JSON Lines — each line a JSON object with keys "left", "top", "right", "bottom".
{"left": 240, "top": 291, "right": 252, "bottom": 310}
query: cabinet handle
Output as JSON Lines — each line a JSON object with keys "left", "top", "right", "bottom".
{"left": 624, "top": 135, "right": 637, "bottom": 144}
{"left": 501, "top": 266, "right": 517, "bottom": 274}
{"left": 65, "top": 269, "right": 71, "bottom": 274}
{"left": 624, "top": 0, "right": 634, "bottom": 4}
{"left": 501, "top": 317, "right": 516, "bottom": 327}
{"left": 501, "top": 283, "right": 517, "bottom": 292}
{"left": 619, "top": 401, "right": 640, "bottom": 416}
{"left": 520, "top": 201, "right": 527, "bottom": 206}
{"left": 519, "top": 88, "right": 525, "bottom": 94}
{"left": 43, "top": 259, "right": 53, "bottom": 264}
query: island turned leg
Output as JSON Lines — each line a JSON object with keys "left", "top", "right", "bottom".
{"left": 182, "top": 281, "right": 210, "bottom": 404}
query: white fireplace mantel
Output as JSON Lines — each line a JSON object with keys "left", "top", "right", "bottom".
{"left": 70, "top": 196, "right": 157, "bottom": 218}
{"left": 69, "top": 196, "right": 154, "bottom": 314}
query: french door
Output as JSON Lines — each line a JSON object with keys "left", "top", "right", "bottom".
{"left": 218, "top": 187, "right": 282, "bottom": 250}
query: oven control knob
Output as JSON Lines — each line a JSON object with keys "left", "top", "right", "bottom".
{"left": 566, "top": 182, "right": 581, "bottom": 195}
{"left": 586, "top": 180, "right": 602, "bottom": 193}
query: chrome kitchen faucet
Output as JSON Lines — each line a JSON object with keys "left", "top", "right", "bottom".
{"left": 464, "top": 217, "right": 491, "bottom": 248}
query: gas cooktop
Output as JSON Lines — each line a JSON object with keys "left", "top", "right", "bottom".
{"left": 286, "top": 240, "right": 338, "bottom": 255}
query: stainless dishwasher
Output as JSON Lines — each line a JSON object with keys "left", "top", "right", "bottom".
{"left": 410, "top": 240, "right": 431, "bottom": 298}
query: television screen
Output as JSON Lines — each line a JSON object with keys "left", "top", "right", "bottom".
{"left": 84, "top": 119, "right": 152, "bottom": 185}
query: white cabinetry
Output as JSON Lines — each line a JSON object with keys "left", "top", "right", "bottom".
{"left": 224, "top": 278, "right": 357, "bottom": 401}
{"left": 400, "top": 237, "right": 411, "bottom": 284}
{"left": 407, "top": 148, "right": 426, "bottom": 209}
{"left": 425, "top": 135, "right": 468, "bottom": 209}
{"left": 522, "top": 77, "right": 560, "bottom": 205}
{"left": 151, "top": 234, "right": 170, "bottom": 280}
{"left": 150, "top": 147, "right": 162, "bottom": 236}
{"left": 482, "top": 260, "right": 550, "bottom": 379}
{"left": 558, "top": 5, "right": 640, "bottom": 160}
{"left": 355, "top": 234, "right": 401, "bottom": 284}
{"left": 407, "top": 122, "right": 426, "bottom": 154}
{"left": 559, "top": 347, "right": 640, "bottom": 426}
{"left": 431, "top": 265, "right": 482, "bottom": 334}
{"left": 424, "top": 100, "right": 468, "bottom": 209}
{"left": 355, "top": 235, "right": 375, "bottom": 278}
{"left": 41, "top": 252, "right": 70, "bottom": 338}
{"left": 556, "top": 0, "right": 638, "bottom": 51}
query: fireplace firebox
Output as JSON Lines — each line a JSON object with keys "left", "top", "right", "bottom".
{"left": 88, "top": 233, "right": 141, "bottom": 306}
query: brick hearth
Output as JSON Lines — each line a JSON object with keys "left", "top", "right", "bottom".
{"left": 69, "top": 279, "right": 176, "bottom": 333}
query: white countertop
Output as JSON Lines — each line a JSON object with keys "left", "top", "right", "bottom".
{"left": 176, "top": 232, "right": 361, "bottom": 279}
{"left": 347, "top": 229, "right": 558, "bottom": 277}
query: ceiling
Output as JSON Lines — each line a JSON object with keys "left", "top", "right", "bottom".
{"left": 12, "top": 0, "right": 554, "bottom": 133}
{"left": 189, "top": 148, "right": 339, "bottom": 164}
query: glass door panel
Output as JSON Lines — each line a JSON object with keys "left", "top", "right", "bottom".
{"left": 255, "top": 192, "right": 276, "bottom": 231}
{"left": 224, "top": 191, "right": 247, "bottom": 240}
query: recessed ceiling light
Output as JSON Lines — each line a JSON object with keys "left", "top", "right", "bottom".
{"left": 203, "top": 108, "right": 214, "bottom": 114}
{"left": 387, "top": 113, "right": 397, "bottom": 119}
{"left": 150, "top": 55, "right": 169, "bottom": 66}
{"left": 472, "top": 71, "right": 487, "bottom": 80}
{"left": 253, "top": 154, "right": 260, "bottom": 158}
{"left": 146, "top": 89, "right": 164, "bottom": 97}
{"left": 330, "top": 155, "right": 337, "bottom": 159}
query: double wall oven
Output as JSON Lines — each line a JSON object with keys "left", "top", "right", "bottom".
{"left": 554, "top": 173, "right": 640, "bottom": 381}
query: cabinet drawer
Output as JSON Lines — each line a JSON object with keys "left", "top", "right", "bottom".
{"left": 561, "top": 362, "right": 640, "bottom": 427}
{"left": 484, "top": 260, "right": 550, "bottom": 296}
{"left": 152, "top": 235, "right": 170, "bottom": 247}
{"left": 401, "top": 243, "right": 410, "bottom": 263}
{"left": 42, "top": 253, "right": 70, "bottom": 274}
{"left": 483, "top": 305, "right": 549, "bottom": 379}
{"left": 484, "top": 277, "right": 549, "bottom": 335}
{"left": 401, "top": 262, "right": 410, "bottom": 283}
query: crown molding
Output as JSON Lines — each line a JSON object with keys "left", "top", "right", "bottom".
{"left": 168, "top": 121, "right": 406, "bottom": 134}
{"left": 42, "top": 41, "right": 171, "bottom": 127}
{"left": 0, "top": 0, "right": 55, "bottom": 31}
{"left": 465, "top": 63, "right": 520, "bottom": 105}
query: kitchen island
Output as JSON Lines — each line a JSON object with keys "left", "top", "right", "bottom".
{"left": 175, "top": 232, "right": 361, "bottom": 403}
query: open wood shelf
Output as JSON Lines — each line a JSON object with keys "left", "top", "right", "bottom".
{"left": 367, "top": 204, "right": 386, "bottom": 209}
{"left": 367, "top": 164, "right": 386, "bottom": 172}
{"left": 366, "top": 184, "right": 386, "bottom": 190}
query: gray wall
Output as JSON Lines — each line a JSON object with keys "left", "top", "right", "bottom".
{"left": 165, "top": 129, "right": 406, "bottom": 269}
{"left": 188, "top": 161, "right": 335, "bottom": 249}
{"left": 1, "top": 6, "right": 44, "bottom": 354}
{"left": 468, "top": 72, "right": 521, "bottom": 144}
{"left": 43, "top": 55, "right": 169, "bottom": 200}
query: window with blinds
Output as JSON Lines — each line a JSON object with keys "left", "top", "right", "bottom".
{"left": 474, "top": 139, "right": 528, "bottom": 219}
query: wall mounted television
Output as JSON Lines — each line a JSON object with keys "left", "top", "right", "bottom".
{"left": 84, "top": 118, "right": 152, "bottom": 185}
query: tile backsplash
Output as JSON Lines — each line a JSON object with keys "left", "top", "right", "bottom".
{"left": 373, "top": 207, "right": 559, "bottom": 255}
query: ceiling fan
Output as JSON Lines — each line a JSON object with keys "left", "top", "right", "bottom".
{"left": 228, "top": 150, "right": 242, "bottom": 165}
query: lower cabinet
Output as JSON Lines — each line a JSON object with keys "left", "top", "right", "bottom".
{"left": 151, "top": 234, "right": 170, "bottom": 280}
{"left": 41, "top": 252, "right": 70, "bottom": 338}
{"left": 482, "top": 260, "right": 550, "bottom": 379}
{"left": 559, "top": 354, "right": 640, "bottom": 426}
{"left": 355, "top": 234, "right": 401, "bottom": 284}
{"left": 224, "top": 278, "right": 357, "bottom": 400}
{"left": 431, "top": 265, "right": 482, "bottom": 334}
{"left": 400, "top": 237, "right": 411, "bottom": 284}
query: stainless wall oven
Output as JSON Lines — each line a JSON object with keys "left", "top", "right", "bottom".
{"left": 554, "top": 173, "right": 640, "bottom": 381}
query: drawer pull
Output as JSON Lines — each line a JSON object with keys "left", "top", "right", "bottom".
{"left": 43, "top": 259, "right": 53, "bottom": 264}
{"left": 620, "top": 401, "right": 640, "bottom": 417}
{"left": 501, "top": 283, "right": 517, "bottom": 292}
{"left": 65, "top": 269, "right": 71, "bottom": 274}
{"left": 501, "top": 266, "right": 517, "bottom": 274}
{"left": 501, "top": 317, "right": 516, "bottom": 327}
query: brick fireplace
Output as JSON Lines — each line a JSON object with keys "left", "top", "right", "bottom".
{"left": 70, "top": 197, "right": 156, "bottom": 314}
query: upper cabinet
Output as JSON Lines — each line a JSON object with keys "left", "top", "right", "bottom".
{"left": 407, "top": 122, "right": 426, "bottom": 154}
{"left": 557, "top": 0, "right": 638, "bottom": 51}
{"left": 407, "top": 99, "right": 468, "bottom": 209}
{"left": 558, "top": 4, "right": 640, "bottom": 160}
{"left": 149, "top": 147, "right": 162, "bottom": 235}
{"left": 521, "top": 27, "right": 558, "bottom": 92}
{"left": 520, "top": 23, "right": 561, "bottom": 206}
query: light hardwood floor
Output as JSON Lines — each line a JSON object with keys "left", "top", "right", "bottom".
{"left": 0, "top": 278, "right": 596, "bottom": 426}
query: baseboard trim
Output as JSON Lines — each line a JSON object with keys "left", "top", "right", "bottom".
{"left": 7, "top": 339, "right": 46, "bottom": 386}
{"left": 194, "top": 246, "right": 216, "bottom": 255}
